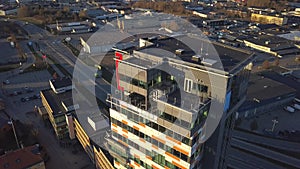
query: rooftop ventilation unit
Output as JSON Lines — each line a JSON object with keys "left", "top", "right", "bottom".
{"left": 192, "top": 55, "right": 202, "bottom": 62}
{"left": 175, "top": 49, "right": 185, "bottom": 55}
{"left": 202, "top": 58, "right": 217, "bottom": 66}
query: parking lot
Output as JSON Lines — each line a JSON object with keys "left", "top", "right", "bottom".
{"left": 237, "top": 100, "right": 300, "bottom": 141}
{"left": 0, "top": 39, "right": 20, "bottom": 64}
{"left": 1, "top": 70, "right": 50, "bottom": 119}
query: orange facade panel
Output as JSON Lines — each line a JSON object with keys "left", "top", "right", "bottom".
{"left": 165, "top": 152, "right": 180, "bottom": 161}
{"left": 173, "top": 146, "right": 189, "bottom": 156}
{"left": 122, "top": 120, "right": 128, "bottom": 125}
{"left": 122, "top": 128, "right": 128, "bottom": 133}
{"left": 112, "top": 128, "right": 118, "bottom": 133}
{"left": 118, "top": 139, "right": 128, "bottom": 147}
{"left": 134, "top": 154, "right": 140, "bottom": 159}
{"left": 152, "top": 164, "right": 160, "bottom": 169}
{"left": 122, "top": 134, "right": 128, "bottom": 138}
{"left": 112, "top": 123, "right": 117, "bottom": 128}
{"left": 133, "top": 125, "right": 140, "bottom": 131}
{"left": 134, "top": 161, "right": 141, "bottom": 167}
{"left": 152, "top": 135, "right": 166, "bottom": 144}
{"left": 139, "top": 122, "right": 146, "bottom": 127}
{"left": 166, "top": 136, "right": 181, "bottom": 145}
{"left": 115, "top": 161, "right": 120, "bottom": 166}
{"left": 139, "top": 138, "right": 146, "bottom": 143}
{"left": 129, "top": 163, "right": 135, "bottom": 168}
{"left": 152, "top": 145, "right": 159, "bottom": 150}
{"left": 172, "top": 161, "right": 187, "bottom": 169}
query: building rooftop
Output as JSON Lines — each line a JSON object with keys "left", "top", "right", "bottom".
{"left": 0, "top": 145, "right": 44, "bottom": 169}
{"left": 239, "top": 73, "right": 296, "bottom": 111}
{"left": 41, "top": 89, "right": 73, "bottom": 115}
{"left": 245, "top": 35, "right": 296, "bottom": 50}
{"left": 261, "top": 71, "right": 300, "bottom": 99}
{"left": 73, "top": 107, "right": 109, "bottom": 146}
{"left": 133, "top": 34, "right": 254, "bottom": 73}
{"left": 50, "top": 77, "right": 72, "bottom": 90}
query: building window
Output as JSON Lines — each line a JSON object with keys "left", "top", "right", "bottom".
{"left": 174, "top": 132, "right": 182, "bottom": 142}
{"left": 158, "top": 141, "right": 165, "bottom": 149}
{"left": 152, "top": 138, "right": 159, "bottom": 147}
{"left": 166, "top": 161, "right": 175, "bottom": 169}
{"left": 182, "top": 136, "right": 191, "bottom": 145}
{"left": 158, "top": 125, "right": 166, "bottom": 132}
{"left": 184, "top": 78, "right": 193, "bottom": 93}
{"left": 166, "top": 129, "right": 173, "bottom": 137}
{"left": 181, "top": 120, "right": 191, "bottom": 129}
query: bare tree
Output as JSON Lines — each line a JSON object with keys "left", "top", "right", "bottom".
{"left": 17, "top": 6, "right": 30, "bottom": 17}
{"left": 79, "top": 10, "right": 87, "bottom": 19}
{"left": 72, "top": 13, "right": 79, "bottom": 21}
{"left": 262, "top": 60, "right": 270, "bottom": 69}
{"left": 63, "top": 6, "right": 70, "bottom": 13}
{"left": 273, "top": 59, "right": 280, "bottom": 66}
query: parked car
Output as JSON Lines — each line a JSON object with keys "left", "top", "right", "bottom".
{"left": 21, "top": 97, "right": 30, "bottom": 102}
{"left": 3, "top": 80, "right": 10, "bottom": 85}
{"left": 284, "top": 106, "right": 295, "bottom": 113}
{"left": 24, "top": 87, "right": 34, "bottom": 93}
{"left": 13, "top": 91, "right": 22, "bottom": 96}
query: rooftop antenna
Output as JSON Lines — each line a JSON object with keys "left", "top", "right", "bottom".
{"left": 201, "top": 42, "right": 203, "bottom": 58}
{"left": 205, "top": 42, "right": 209, "bottom": 57}
{"left": 121, "top": 20, "right": 124, "bottom": 31}
{"left": 56, "top": 20, "right": 59, "bottom": 30}
{"left": 117, "top": 16, "right": 121, "bottom": 32}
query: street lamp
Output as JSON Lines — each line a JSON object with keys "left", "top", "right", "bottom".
{"left": 8, "top": 119, "right": 20, "bottom": 149}
{"left": 271, "top": 119, "right": 278, "bottom": 132}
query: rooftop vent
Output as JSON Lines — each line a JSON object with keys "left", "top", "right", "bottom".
{"left": 175, "top": 49, "right": 185, "bottom": 55}
{"left": 265, "top": 40, "right": 270, "bottom": 45}
{"left": 202, "top": 58, "right": 217, "bottom": 66}
{"left": 192, "top": 55, "right": 202, "bottom": 62}
{"left": 253, "top": 98, "right": 260, "bottom": 103}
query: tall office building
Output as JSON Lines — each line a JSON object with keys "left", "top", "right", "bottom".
{"left": 105, "top": 34, "right": 254, "bottom": 169}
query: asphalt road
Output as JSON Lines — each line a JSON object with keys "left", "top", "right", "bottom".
{"left": 18, "top": 21, "right": 112, "bottom": 105}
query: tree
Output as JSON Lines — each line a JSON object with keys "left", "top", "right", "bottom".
{"left": 273, "top": 59, "right": 280, "bottom": 66}
{"left": 295, "top": 56, "right": 300, "bottom": 68}
{"left": 17, "top": 6, "right": 30, "bottom": 17}
{"left": 250, "top": 119, "right": 258, "bottom": 131}
{"left": 63, "top": 6, "right": 70, "bottom": 13}
{"left": 38, "top": 8, "right": 44, "bottom": 16}
{"left": 79, "top": 10, "right": 87, "bottom": 19}
{"left": 262, "top": 60, "right": 270, "bottom": 69}
{"left": 168, "top": 21, "right": 179, "bottom": 31}
{"left": 72, "top": 13, "right": 79, "bottom": 22}
{"left": 295, "top": 56, "right": 300, "bottom": 64}
{"left": 55, "top": 10, "right": 63, "bottom": 19}
{"left": 10, "top": 33, "right": 17, "bottom": 43}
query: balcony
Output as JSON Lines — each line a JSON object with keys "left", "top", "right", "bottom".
{"left": 104, "top": 137, "right": 129, "bottom": 166}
